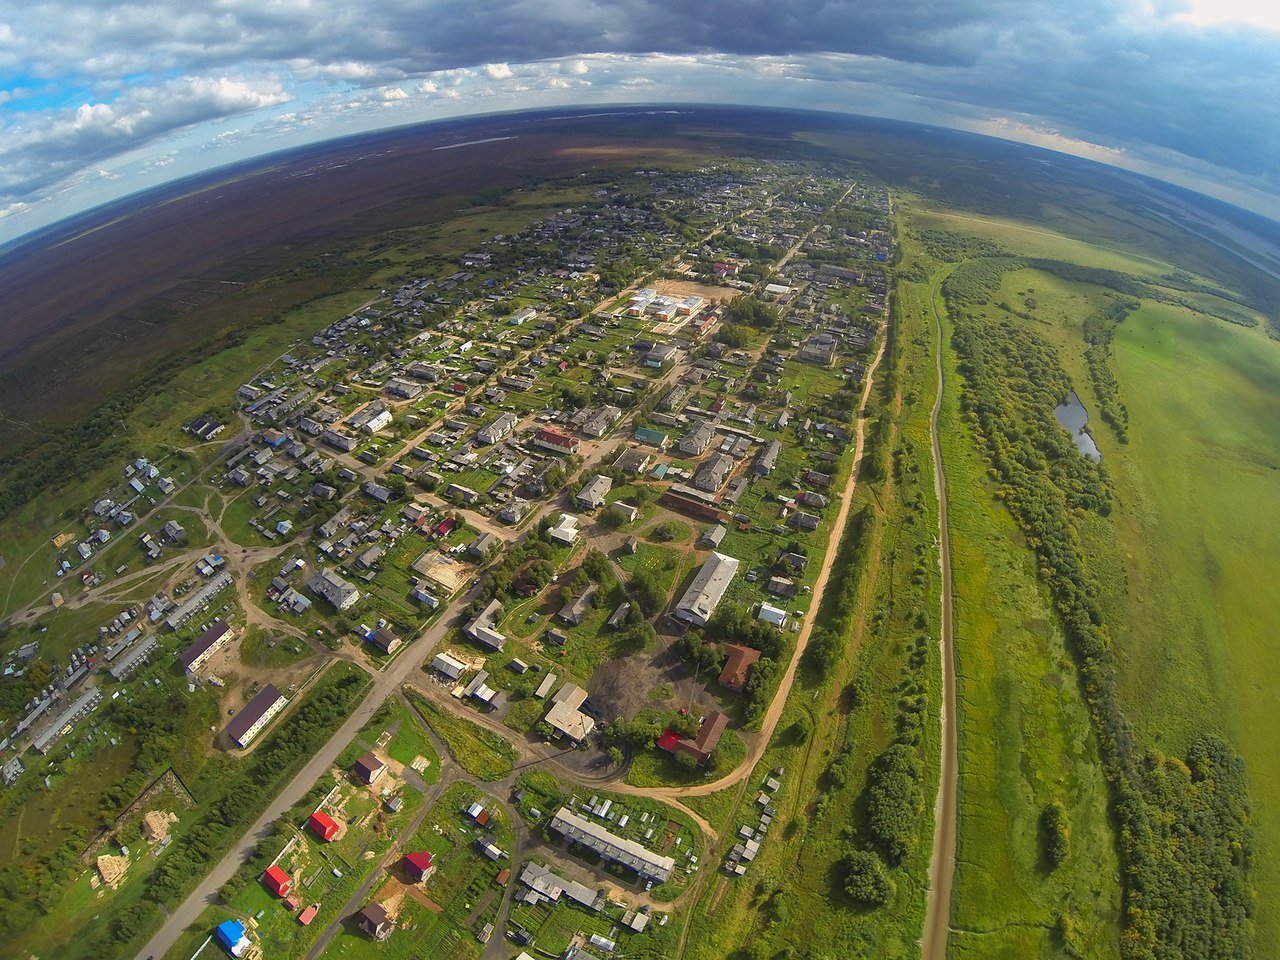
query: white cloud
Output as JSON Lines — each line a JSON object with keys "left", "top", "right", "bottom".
{"left": 417, "top": 80, "right": 438, "bottom": 94}
{"left": 484, "top": 62, "right": 514, "bottom": 80}
{"left": 568, "top": 59, "right": 589, "bottom": 74}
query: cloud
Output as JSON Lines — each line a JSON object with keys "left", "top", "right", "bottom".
{"left": 2, "top": 0, "right": 1280, "bottom": 239}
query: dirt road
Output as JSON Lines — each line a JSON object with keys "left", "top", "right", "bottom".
{"left": 921, "top": 272, "right": 958, "bottom": 960}
{"left": 617, "top": 314, "right": 889, "bottom": 804}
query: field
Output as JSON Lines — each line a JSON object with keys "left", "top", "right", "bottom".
{"left": 897, "top": 178, "right": 1280, "bottom": 957}
{"left": 405, "top": 690, "right": 516, "bottom": 781}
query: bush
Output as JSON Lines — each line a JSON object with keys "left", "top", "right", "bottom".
{"left": 1040, "top": 801, "right": 1070, "bottom": 868}
{"left": 842, "top": 849, "right": 893, "bottom": 905}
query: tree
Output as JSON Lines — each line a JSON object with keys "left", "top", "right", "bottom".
{"left": 842, "top": 850, "right": 893, "bottom": 906}
{"left": 1040, "top": 801, "right": 1070, "bottom": 868}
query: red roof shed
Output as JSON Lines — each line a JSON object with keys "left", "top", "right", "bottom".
{"left": 402, "top": 850, "right": 435, "bottom": 882}
{"left": 309, "top": 810, "right": 340, "bottom": 841}
{"left": 656, "top": 729, "right": 681, "bottom": 753}
{"left": 263, "top": 864, "right": 292, "bottom": 897}
{"left": 298, "top": 904, "right": 319, "bottom": 925}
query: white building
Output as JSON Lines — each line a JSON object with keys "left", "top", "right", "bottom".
{"left": 674, "top": 552, "right": 740, "bottom": 626}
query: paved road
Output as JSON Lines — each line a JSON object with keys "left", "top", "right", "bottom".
{"left": 921, "top": 270, "right": 959, "bottom": 960}
{"left": 134, "top": 578, "right": 486, "bottom": 960}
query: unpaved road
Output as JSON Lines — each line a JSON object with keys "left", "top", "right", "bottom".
{"left": 922, "top": 272, "right": 958, "bottom": 960}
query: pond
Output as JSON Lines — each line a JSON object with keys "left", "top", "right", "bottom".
{"left": 1053, "top": 390, "right": 1102, "bottom": 462}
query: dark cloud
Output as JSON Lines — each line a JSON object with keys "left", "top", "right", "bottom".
{"left": 1, "top": 0, "right": 1278, "bottom": 231}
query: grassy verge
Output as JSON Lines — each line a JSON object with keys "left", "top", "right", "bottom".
{"left": 405, "top": 690, "right": 516, "bottom": 781}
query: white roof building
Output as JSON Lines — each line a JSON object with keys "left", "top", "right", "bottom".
{"left": 674, "top": 552, "right": 740, "bottom": 626}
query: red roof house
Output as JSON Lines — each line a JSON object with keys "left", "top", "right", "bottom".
{"left": 309, "top": 810, "right": 340, "bottom": 842}
{"left": 402, "top": 850, "right": 435, "bottom": 882}
{"left": 719, "top": 643, "right": 762, "bottom": 692}
{"left": 263, "top": 864, "right": 292, "bottom": 897}
{"left": 298, "top": 904, "right": 319, "bottom": 926}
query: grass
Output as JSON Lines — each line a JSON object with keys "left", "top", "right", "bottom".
{"left": 405, "top": 690, "right": 516, "bottom": 781}
{"left": 626, "top": 729, "right": 747, "bottom": 789}
{"left": 925, "top": 266, "right": 1122, "bottom": 954}
{"left": 239, "top": 625, "right": 313, "bottom": 669}
{"left": 320, "top": 781, "right": 512, "bottom": 960}
{"left": 1093, "top": 301, "right": 1280, "bottom": 954}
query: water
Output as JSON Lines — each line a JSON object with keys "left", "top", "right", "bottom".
{"left": 1053, "top": 390, "right": 1102, "bottom": 462}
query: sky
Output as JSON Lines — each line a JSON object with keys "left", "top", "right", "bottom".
{"left": 1, "top": 0, "right": 1279, "bottom": 244}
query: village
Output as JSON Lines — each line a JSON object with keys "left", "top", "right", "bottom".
{"left": 0, "top": 160, "right": 891, "bottom": 960}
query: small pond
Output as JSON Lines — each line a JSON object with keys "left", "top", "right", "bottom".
{"left": 1053, "top": 390, "right": 1102, "bottom": 462}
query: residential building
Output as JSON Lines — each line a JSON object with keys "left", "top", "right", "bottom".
{"left": 224, "top": 684, "right": 287, "bottom": 748}
{"left": 674, "top": 552, "right": 740, "bottom": 626}
{"left": 479, "top": 412, "right": 519, "bottom": 445}
{"left": 307, "top": 568, "right": 361, "bottom": 610}
{"left": 179, "top": 619, "right": 235, "bottom": 676}
{"left": 679, "top": 421, "right": 715, "bottom": 456}
{"left": 575, "top": 474, "right": 612, "bottom": 509}
{"left": 548, "top": 807, "right": 675, "bottom": 882}
{"left": 432, "top": 652, "right": 467, "bottom": 681}
{"left": 544, "top": 683, "right": 595, "bottom": 743}
{"left": 657, "top": 710, "right": 730, "bottom": 765}
{"left": 693, "top": 453, "right": 733, "bottom": 492}
{"left": 367, "top": 626, "right": 402, "bottom": 655}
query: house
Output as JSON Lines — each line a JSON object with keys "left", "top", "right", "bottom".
{"left": 215, "top": 919, "right": 251, "bottom": 957}
{"left": 674, "top": 552, "right": 740, "bottom": 626}
{"left": 755, "top": 440, "right": 781, "bottom": 476}
{"left": 469, "top": 532, "right": 500, "bottom": 560}
{"left": 679, "top": 421, "right": 716, "bottom": 456}
{"left": 558, "top": 585, "right": 597, "bottom": 626}
{"left": 224, "top": 684, "right": 287, "bottom": 748}
{"left": 693, "top": 454, "right": 733, "bottom": 492}
{"left": 363, "top": 481, "right": 393, "bottom": 503}
{"left": 547, "top": 513, "right": 580, "bottom": 545}
{"left": 545, "top": 683, "right": 595, "bottom": 743}
{"left": 699, "top": 524, "right": 727, "bottom": 548}
{"left": 307, "top": 568, "right": 361, "bottom": 610}
{"left": 575, "top": 474, "right": 612, "bottom": 509}
{"left": 465, "top": 599, "right": 507, "bottom": 651}
{"left": 797, "top": 333, "right": 838, "bottom": 366}
{"left": 719, "top": 643, "right": 762, "bottom": 691}
{"left": 188, "top": 415, "right": 226, "bottom": 440}
{"left": 610, "top": 501, "right": 640, "bottom": 524}
{"left": 385, "top": 377, "right": 423, "bottom": 400}
{"left": 356, "top": 903, "right": 392, "bottom": 940}
{"left": 658, "top": 710, "right": 730, "bottom": 765}
{"left": 758, "top": 602, "right": 788, "bottom": 628}
{"left": 309, "top": 810, "right": 340, "bottom": 841}
{"left": 633, "top": 426, "right": 669, "bottom": 450}
{"left": 614, "top": 448, "right": 652, "bottom": 475}
{"left": 179, "top": 620, "right": 235, "bottom": 675}
{"left": 367, "top": 626, "right": 402, "bottom": 655}
{"left": 607, "top": 602, "right": 632, "bottom": 629}
{"left": 353, "top": 751, "right": 385, "bottom": 785}
{"left": 432, "top": 652, "right": 467, "bottom": 681}
{"left": 532, "top": 427, "right": 580, "bottom": 455}
{"left": 766, "top": 576, "right": 797, "bottom": 598}
{"left": 263, "top": 865, "right": 292, "bottom": 897}
{"left": 403, "top": 851, "right": 435, "bottom": 882}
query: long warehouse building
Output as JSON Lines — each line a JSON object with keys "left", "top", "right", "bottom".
{"left": 673, "top": 551, "right": 740, "bottom": 626}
